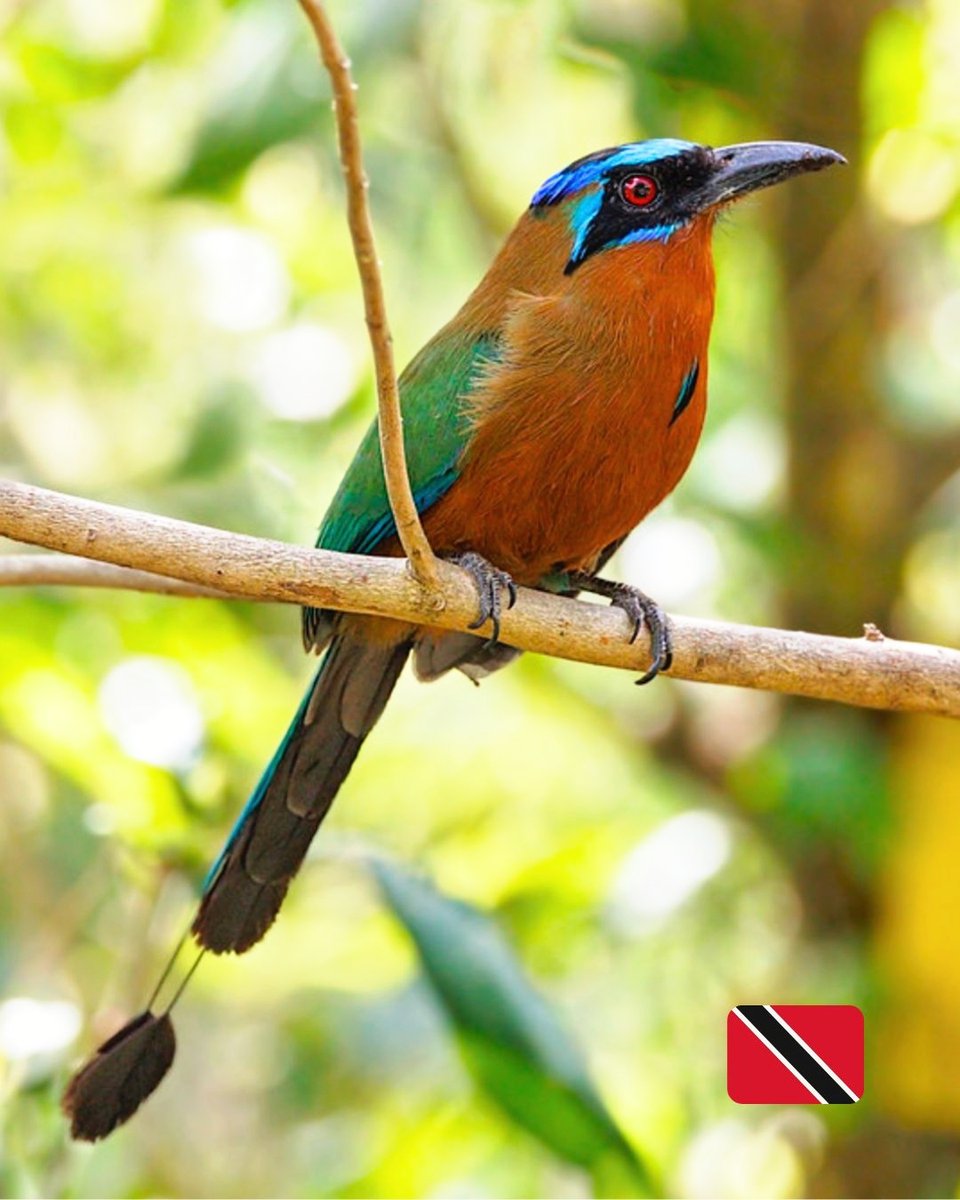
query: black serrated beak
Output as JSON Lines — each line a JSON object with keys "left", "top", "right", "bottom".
{"left": 697, "top": 140, "right": 845, "bottom": 209}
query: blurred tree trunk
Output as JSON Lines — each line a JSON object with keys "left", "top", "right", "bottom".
{"left": 736, "top": 0, "right": 892, "bottom": 943}
{"left": 771, "top": 1, "right": 960, "bottom": 1194}
{"left": 773, "top": 0, "right": 960, "bottom": 632}
{"left": 774, "top": 0, "right": 892, "bottom": 636}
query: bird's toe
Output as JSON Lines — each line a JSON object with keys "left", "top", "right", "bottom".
{"left": 602, "top": 584, "right": 672, "bottom": 685}
{"left": 448, "top": 551, "right": 516, "bottom": 646}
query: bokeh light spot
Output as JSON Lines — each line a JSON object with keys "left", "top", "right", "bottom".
{"left": 868, "top": 128, "right": 959, "bottom": 224}
{"left": 0, "top": 997, "right": 81, "bottom": 1062}
{"left": 99, "top": 656, "right": 203, "bottom": 770}
{"left": 184, "top": 226, "right": 290, "bottom": 332}
{"left": 620, "top": 515, "right": 721, "bottom": 608}
{"left": 250, "top": 322, "right": 357, "bottom": 420}
{"left": 609, "top": 809, "right": 732, "bottom": 932}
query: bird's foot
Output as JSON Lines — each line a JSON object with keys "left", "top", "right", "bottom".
{"left": 569, "top": 572, "right": 673, "bottom": 685}
{"left": 447, "top": 551, "right": 517, "bottom": 646}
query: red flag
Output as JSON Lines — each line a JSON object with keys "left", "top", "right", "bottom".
{"left": 727, "top": 1004, "right": 863, "bottom": 1104}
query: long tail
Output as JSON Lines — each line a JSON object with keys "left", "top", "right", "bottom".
{"left": 193, "top": 635, "right": 410, "bottom": 954}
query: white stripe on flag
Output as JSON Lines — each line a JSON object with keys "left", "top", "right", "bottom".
{"left": 763, "top": 1005, "right": 860, "bottom": 1102}
{"left": 732, "top": 1007, "right": 828, "bottom": 1104}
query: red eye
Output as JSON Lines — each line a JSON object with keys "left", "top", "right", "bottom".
{"left": 620, "top": 174, "right": 659, "bottom": 207}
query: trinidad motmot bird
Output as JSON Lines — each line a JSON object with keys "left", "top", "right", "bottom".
{"left": 193, "top": 137, "right": 843, "bottom": 955}
{"left": 63, "top": 137, "right": 843, "bottom": 1142}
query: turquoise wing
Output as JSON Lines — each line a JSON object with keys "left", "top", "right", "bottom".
{"left": 316, "top": 330, "right": 498, "bottom": 555}
{"left": 302, "top": 329, "right": 498, "bottom": 650}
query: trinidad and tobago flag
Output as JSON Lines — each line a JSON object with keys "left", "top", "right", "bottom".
{"left": 727, "top": 1005, "right": 863, "bottom": 1104}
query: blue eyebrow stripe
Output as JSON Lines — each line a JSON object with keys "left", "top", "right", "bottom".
{"left": 669, "top": 360, "right": 700, "bottom": 426}
{"left": 531, "top": 139, "right": 696, "bottom": 206}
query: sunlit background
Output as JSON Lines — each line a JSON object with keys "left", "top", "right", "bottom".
{"left": 2, "top": 0, "right": 960, "bottom": 1196}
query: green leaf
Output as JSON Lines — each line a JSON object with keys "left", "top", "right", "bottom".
{"left": 576, "top": 0, "right": 781, "bottom": 105}
{"left": 169, "top": 11, "right": 328, "bottom": 194}
{"left": 373, "top": 858, "right": 655, "bottom": 1197}
{"left": 174, "top": 386, "right": 250, "bottom": 480}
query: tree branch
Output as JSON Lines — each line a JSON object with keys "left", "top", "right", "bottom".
{"left": 297, "top": 0, "right": 442, "bottom": 597}
{"left": 2, "top": 480, "right": 959, "bottom": 718}
{"left": 0, "top": 553, "right": 230, "bottom": 598}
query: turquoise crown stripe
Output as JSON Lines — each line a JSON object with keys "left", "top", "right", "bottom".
{"left": 531, "top": 139, "right": 696, "bottom": 207}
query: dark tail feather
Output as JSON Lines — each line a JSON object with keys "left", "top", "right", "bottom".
{"left": 193, "top": 636, "right": 410, "bottom": 954}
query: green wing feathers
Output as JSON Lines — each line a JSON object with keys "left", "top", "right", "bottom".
{"left": 302, "top": 330, "right": 499, "bottom": 651}
{"left": 316, "top": 330, "right": 500, "bottom": 555}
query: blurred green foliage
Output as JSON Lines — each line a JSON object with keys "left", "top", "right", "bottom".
{"left": 2, "top": 0, "right": 960, "bottom": 1197}
{"left": 375, "top": 859, "right": 653, "bottom": 1196}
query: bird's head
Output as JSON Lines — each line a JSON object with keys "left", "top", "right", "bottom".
{"left": 531, "top": 139, "right": 845, "bottom": 275}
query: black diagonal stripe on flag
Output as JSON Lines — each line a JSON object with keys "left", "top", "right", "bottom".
{"left": 734, "top": 1005, "right": 858, "bottom": 1103}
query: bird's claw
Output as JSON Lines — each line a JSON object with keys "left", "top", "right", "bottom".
{"left": 448, "top": 552, "right": 517, "bottom": 646}
{"left": 604, "top": 584, "right": 672, "bottom": 685}
{"left": 569, "top": 573, "right": 672, "bottom": 685}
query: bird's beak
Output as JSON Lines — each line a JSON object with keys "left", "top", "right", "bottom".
{"left": 698, "top": 141, "right": 846, "bottom": 209}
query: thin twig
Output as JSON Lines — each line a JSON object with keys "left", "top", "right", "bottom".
{"left": 0, "top": 554, "right": 229, "bottom": 598}
{"left": 1, "top": 480, "right": 959, "bottom": 718}
{"left": 297, "top": 0, "right": 442, "bottom": 599}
